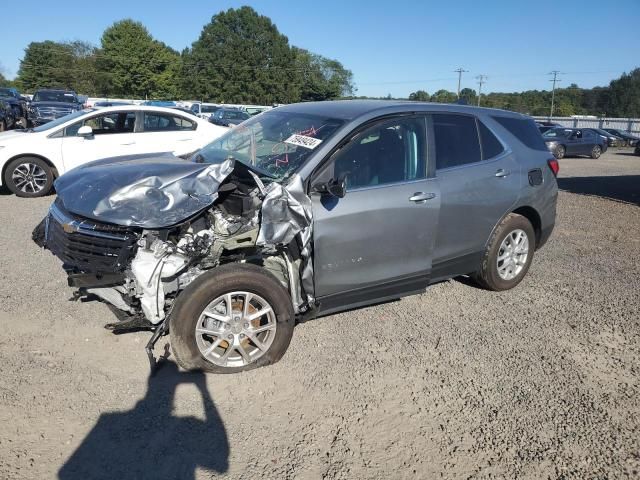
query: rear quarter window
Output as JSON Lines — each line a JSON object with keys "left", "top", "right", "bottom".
{"left": 478, "top": 121, "right": 504, "bottom": 160}
{"left": 492, "top": 116, "right": 548, "bottom": 151}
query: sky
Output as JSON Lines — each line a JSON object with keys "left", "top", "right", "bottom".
{"left": 1, "top": 0, "right": 639, "bottom": 97}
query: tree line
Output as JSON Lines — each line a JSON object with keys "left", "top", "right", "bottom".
{"left": 404, "top": 68, "right": 640, "bottom": 118}
{"left": 4, "top": 6, "right": 355, "bottom": 104}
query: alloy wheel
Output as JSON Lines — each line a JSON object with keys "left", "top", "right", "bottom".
{"left": 194, "top": 291, "right": 277, "bottom": 368}
{"left": 11, "top": 162, "right": 48, "bottom": 194}
{"left": 497, "top": 229, "right": 530, "bottom": 281}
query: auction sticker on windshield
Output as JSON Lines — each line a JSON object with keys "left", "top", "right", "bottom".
{"left": 284, "top": 134, "right": 323, "bottom": 149}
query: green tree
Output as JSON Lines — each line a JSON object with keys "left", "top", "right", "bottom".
{"left": 459, "top": 87, "right": 477, "bottom": 105}
{"left": 66, "top": 41, "right": 101, "bottom": 95}
{"left": 16, "top": 41, "right": 75, "bottom": 91}
{"left": 606, "top": 68, "right": 640, "bottom": 117}
{"left": 0, "top": 72, "right": 11, "bottom": 87}
{"left": 182, "top": 6, "right": 300, "bottom": 104}
{"left": 408, "top": 90, "right": 429, "bottom": 101}
{"left": 430, "top": 89, "right": 457, "bottom": 103}
{"left": 99, "top": 19, "right": 180, "bottom": 99}
{"left": 295, "top": 48, "right": 354, "bottom": 101}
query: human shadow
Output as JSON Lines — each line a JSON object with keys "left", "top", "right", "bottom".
{"left": 58, "top": 357, "right": 229, "bottom": 480}
{"left": 557, "top": 175, "right": 640, "bottom": 206}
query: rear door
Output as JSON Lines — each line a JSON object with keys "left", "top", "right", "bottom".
{"left": 311, "top": 116, "right": 440, "bottom": 310}
{"left": 581, "top": 129, "right": 598, "bottom": 153}
{"left": 61, "top": 110, "right": 138, "bottom": 172}
{"left": 565, "top": 129, "right": 583, "bottom": 155}
{"left": 137, "top": 111, "right": 198, "bottom": 155}
{"left": 430, "top": 113, "right": 520, "bottom": 277}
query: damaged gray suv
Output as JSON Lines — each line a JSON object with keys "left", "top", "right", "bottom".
{"left": 34, "top": 101, "right": 558, "bottom": 373}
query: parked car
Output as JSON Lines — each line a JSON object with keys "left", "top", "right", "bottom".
{"left": 190, "top": 102, "right": 221, "bottom": 119}
{"left": 244, "top": 106, "right": 271, "bottom": 116}
{"left": 587, "top": 128, "right": 622, "bottom": 147}
{"left": 601, "top": 128, "right": 639, "bottom": 147}
{"left": 28, "top": 89, "right": 83, "bottom": 126}
{"left": 0, "top": 100, "right": 17, "bottom": 131}
{"left": 32, "top": 101, "right": 558, "bottom": 373}
{"left": 142, "top": 100, "right": 176, "bottom": 108}
{"left": 0, "top": 105, "right": 227, "bottom": 197}
{"left": 537, "top": 125, "right": 556, "bottom": 134}
{"left": 542, "top": 127, "right": 607, "bottom": 159}
{"left": 209, "top": 108, "right": 250, "bottom": 127}
{"left": 93, "top": 101, "right": 133, "bottom": 108}
{"left": 0, "top": 87, "right": 28, "bottom": 127}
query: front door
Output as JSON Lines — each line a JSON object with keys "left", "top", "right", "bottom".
{"left": 311, "top": 116, "right": 440, "bottom": 311}
{"left": 61, "top": 111, "right": 138, "bottom": 172}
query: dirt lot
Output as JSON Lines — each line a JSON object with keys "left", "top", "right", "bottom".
{"left": 0, "top": 149, "right": 638, "bottom": 479}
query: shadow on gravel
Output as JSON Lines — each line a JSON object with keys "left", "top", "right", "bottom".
{"left": 557, "top": 175, "right": 640, "bottom": 206}
{"left": 58, "top": 358, "right": 229, "bottom": 480}
{"left": 615, "top": 152, "right": 638, "bottom": 157}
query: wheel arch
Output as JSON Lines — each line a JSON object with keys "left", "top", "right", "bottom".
{"left": 2, "top": 153, "right": 59, "bottom": 185}
{"left": 486, "top": 205, "right": 542, "bottom": 252}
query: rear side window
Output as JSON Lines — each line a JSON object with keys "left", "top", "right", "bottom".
{"left": 143, "top": 112, "right": 195, "bottom": 132}
{"left": 478, "top": 121, "right": 504, "bottom": 160}
{"left": 492, "top": 116, "right": 548, "bottom": 151}
{"left": 433, "top": 114, "right": 481, "bottom": 169}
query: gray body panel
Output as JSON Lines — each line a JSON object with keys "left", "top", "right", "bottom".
{"left": 312, "top": 178, "right": 440, "bottom": 298}
{"left": 282, "top": 101, "right": 557, "bottom": 311}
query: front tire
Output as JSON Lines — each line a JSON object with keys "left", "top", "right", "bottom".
{"left": 591, "top": 145, "right": 602, "bottom": 159}
{"left": 170, "top": 263, "right": 295, "bottom": 373}
{"left": 4, "top": 156, "right": 54, "bottom": 197}
{"left": 472, "top": 213, "right": 535, "bottom": 291}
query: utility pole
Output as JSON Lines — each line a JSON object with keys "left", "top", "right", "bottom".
{"left": 454, "top": 67, "right": 468, "bottom": 99}
{"left": 549, "top": 70, "right": 561, "bottom": 120}
{"left": 476, "top": 75, "right": 487, "bottom": 106}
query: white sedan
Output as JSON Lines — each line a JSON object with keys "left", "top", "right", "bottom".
{"left": 0, "top": 105, "right": 227, "bottom": 197}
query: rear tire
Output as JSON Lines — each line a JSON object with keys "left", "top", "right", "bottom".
{"left": 4, "top": 156, "right": 54, "bottom": 197}
{"left": 472, "top": 213, "right": 535, "bottom": 291}
{"left": 554, "top": 145, "right": 565, "bottom": 159}
{"left": 591, "top": 145, "right": 602, "bottom": 159}
{"left": 170, "top": 263, "right": 295, "bottom": 374}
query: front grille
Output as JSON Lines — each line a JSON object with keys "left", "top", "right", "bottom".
{"left": 45, "top": 201, "right": 138, "bottom": 273}
{"left": 37, "top": 107, "right": 73, "bottom": 118}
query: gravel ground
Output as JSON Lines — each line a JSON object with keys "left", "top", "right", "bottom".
{"left": 0, "top": 149, "right": 638, "bottom": 479}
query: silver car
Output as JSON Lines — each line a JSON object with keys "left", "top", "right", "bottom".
{"left": 34, "top": 101, "right": 558, "bottom": 373}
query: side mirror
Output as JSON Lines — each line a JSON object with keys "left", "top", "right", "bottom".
{"left": 313, "top": 174, "right": 347, "bottom": 198}
{"left": 77, "top": 125, "right": 93, "bottom": 138}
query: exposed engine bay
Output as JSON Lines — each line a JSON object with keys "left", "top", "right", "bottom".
{"left": 33, "top": 155, "right": 315, "bottom": 364}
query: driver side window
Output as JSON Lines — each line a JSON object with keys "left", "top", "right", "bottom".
{"left": 332, "top": 117, "right": 426, "bottom": 190}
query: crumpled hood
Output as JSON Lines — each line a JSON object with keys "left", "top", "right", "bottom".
{"left": 54, "top": 153, "right": 235, "bottom": 228}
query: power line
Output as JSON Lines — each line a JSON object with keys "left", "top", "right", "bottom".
{"left": 476, "top": 75, "right": 487, "bottom": 106}
{"left": 549, "top": 70, "right": 562, "bottom": 119}
{"left": 454, "top": 67, "right": 468, "bottom": 98}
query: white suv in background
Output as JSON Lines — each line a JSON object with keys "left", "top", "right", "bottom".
{"left": 0, "top": 106, "right": 227, "bottom": 197}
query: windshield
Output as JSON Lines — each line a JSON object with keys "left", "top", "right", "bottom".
{"left": 0, "top": 88, "right": 16, "bottom": 98}
{"left": 543, "top": 128, "right": 570, "bottom": 138}
{"left": 33, "top": 91, "right": 77, "bottom": 103}
{"left": 202, "top": 105, "right": 219, "bottom": 113}
{"left": 195, "top": 110, "right": 344, "bottom": 182}
{"left": 31, "top": 109, "right": 96, "bottom": 132}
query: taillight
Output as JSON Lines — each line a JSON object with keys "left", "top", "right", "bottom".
{"left": 547, "top": 158, "right": 559, "bottom": 177}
